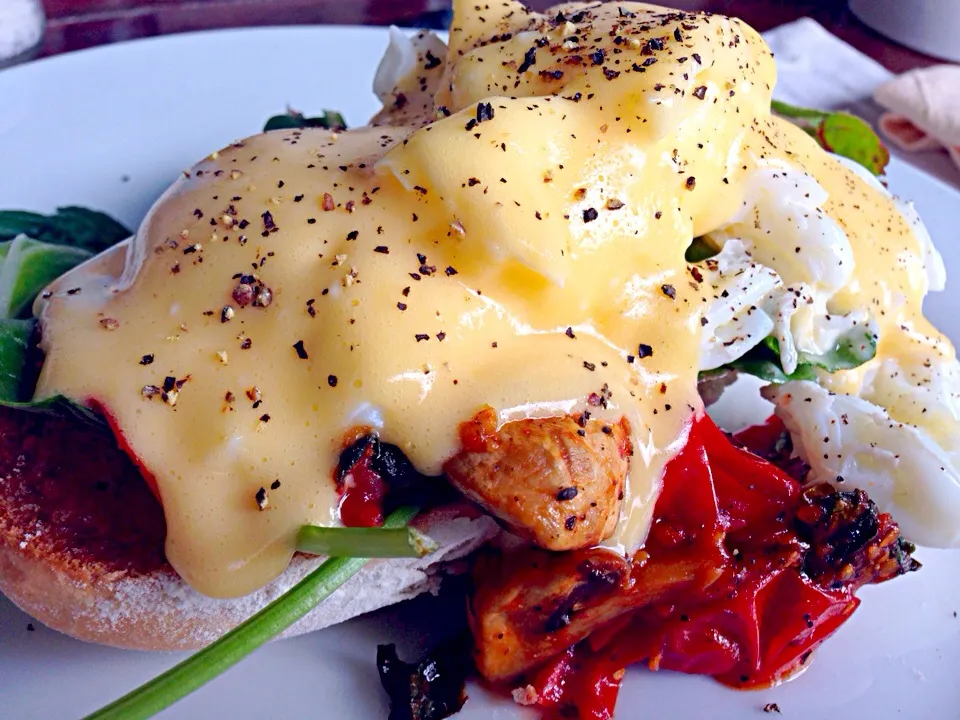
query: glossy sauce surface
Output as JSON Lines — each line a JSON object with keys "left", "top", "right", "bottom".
{"left": 35, "top": 1, "right": 945, "bottom": 597}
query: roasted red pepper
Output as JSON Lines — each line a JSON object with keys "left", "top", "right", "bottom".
{"left": 523, "top": 413, "right": 870, "bottom": 720}
{"left": 529, "top": 644, "right": 623, "bottom": 720}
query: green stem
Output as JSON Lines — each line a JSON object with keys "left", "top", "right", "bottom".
{"left": 771, "top": 99, "right": 827, "bottom": 122}
{"left": 296, "top": 524, "right": 437, "bottom": 558}
{"left": 84, "top": 505, "right": 419, "bottom": 720}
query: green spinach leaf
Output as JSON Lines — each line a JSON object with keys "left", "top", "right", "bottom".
{"left": 685, "top": 236, "right": 718, "bottom": 263}
{"left": 0, "top": 316, "right": 103, "bottom": 424}
{"left": 0, "top": 318, "right": 32, "bottom": 402}
{"left": 715, "top": 329, "right": 877, "bottom": 384}
{"left": 263, "top": 109, "right": 348, "bottom": 133}
{"left": 0, "top": 206, "right": 130, "bottom": 254}
{"left": 0, "top": 205, "right": 126, "bottom": 420}
{"left": 0, "top": 236, "right": 92, "bottom": 318}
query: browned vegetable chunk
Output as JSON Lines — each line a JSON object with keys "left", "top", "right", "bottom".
{"left": 469, "top": 547, "right": 714, "bottom": 683}
{"left": 443, "top": 409, "right": 631, "bottom": 551}
{"left": 796, "top": 483, "right": 921, "bottom": 590}
{"left": 469, "top": 479, "right": 921, "bottom": 684}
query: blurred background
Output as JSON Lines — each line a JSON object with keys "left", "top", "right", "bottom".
{"left": 14, "top": 0, "right": 946, "bottom": 71}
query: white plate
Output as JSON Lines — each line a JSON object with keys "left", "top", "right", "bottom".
{"left": 1, "top": 25, "right": 959, "bottom": 720}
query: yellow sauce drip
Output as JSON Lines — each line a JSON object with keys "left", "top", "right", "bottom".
{"left": 35, "top": 1, "right": 949, "bottom": 597}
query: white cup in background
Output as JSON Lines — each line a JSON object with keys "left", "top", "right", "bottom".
{"left": 850, "top": 0, "right": 960, "bottom": 63}
{"left": 0, "top": 0, "right": 45, "bottom": 68}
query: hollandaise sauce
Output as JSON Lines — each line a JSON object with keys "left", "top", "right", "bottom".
{"left": 34, "top": 1, "right": 944, "bottom": 597}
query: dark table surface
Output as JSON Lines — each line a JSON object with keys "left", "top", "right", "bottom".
{"left": 40, "top": 0, "right": 938, "bottom": 73}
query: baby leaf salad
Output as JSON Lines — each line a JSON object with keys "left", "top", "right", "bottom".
{"left": 0, "top": 101, "right": 892, "bottom": 719}
{"left": 694, "top": 100, "right": 887, "bottom": 389}
{"left": 0, "top": 208, "right": 129, "bottom": 422}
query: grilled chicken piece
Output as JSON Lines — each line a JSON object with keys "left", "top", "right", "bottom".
{"left": 470, "top": 546, "right": 717, "bottom": 683}
{"left": 443, "top": 409, "right": 631, "bottom": 551}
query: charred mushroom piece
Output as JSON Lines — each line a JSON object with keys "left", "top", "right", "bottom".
{"left": 697, "top": 368, "right": 738, "bottom": 407}
{"left": 377, "top": 639, "right": 470, "bottom": 720}
{"left": 796, "top": 483, "right": 920, "bottom": 590}
{"left": 444, "top": 409, "right": 632, "bottom": 551}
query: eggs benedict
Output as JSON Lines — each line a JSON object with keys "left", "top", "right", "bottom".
{"left": 0, "top": 2, "right": 956, "bottom": 716}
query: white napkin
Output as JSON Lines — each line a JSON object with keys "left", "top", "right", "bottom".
{"left": 874, "top": 66, "right": 960, "bottom": 170}
{"left": 763, "top": 18, "right": 892, "bottom": 107}
{"left": 761, "top": 19, "right": 959, "bottom": 186}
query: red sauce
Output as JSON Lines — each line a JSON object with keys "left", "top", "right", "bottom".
{"left": 336, "top": 440, "right": 387, "bottom": 527}
{"left": 88, "top": 398, "right": 161, "bottom": 503}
